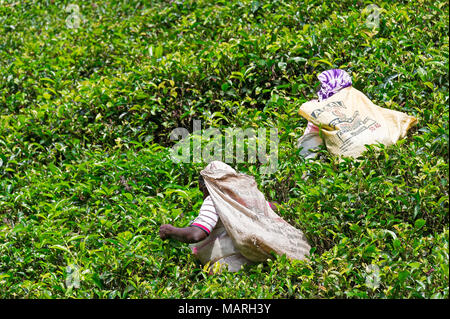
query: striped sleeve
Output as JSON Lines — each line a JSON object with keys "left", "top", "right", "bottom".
{"left": 190, "top": 196, "right": 219, "bottom": 235}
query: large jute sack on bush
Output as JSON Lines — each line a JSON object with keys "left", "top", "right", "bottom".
{"left": 298, "top": 86, "right": 418, "bottom": 158}
{"left": 193, "top": 161, "right": 310, "bottom": 266}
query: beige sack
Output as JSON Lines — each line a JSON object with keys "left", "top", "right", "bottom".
{"left": 298, "top": 86, "right": 418, "bottom": 158}
{"left": 197, "top": 161, "right": 310, "bottom": 264}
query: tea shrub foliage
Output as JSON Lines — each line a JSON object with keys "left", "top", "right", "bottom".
{"left": 0, "top": 0, "right": 448, "bottom": 298}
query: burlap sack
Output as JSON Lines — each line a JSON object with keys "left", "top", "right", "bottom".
{"left": 298, "top": 86, "right": 418, "bottom": 158}
{"left": 192, "top": 161, "right": 310, "bottom": 266}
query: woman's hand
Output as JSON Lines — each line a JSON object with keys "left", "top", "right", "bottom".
{"left": 159, "top": 224, "right": 176, "bottom": 240}
{"left": 158, "top": 224, "right": 207, "bottom": 243}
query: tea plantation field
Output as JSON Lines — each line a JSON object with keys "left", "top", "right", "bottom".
{"left": 0, "top": 0, "right": 448, "bottom": 298}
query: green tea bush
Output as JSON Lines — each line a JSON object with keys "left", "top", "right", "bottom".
{"left": 0, "top": 0, "right": 448, "bottom": 298}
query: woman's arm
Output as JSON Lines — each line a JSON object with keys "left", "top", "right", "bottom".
{"left": 159, "top": 224, "right": 207, "bottom": 243}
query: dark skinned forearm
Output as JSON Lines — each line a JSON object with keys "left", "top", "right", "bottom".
{"left": 159, "top": 224, "right": 207, "bottom": 243}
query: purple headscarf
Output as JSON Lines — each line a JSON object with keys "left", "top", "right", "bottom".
{"left": 304, "top": 69, "right": 352, "bottom": 134}
{"left": 317, "top": 69, "right": 352, "bottom": 101}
